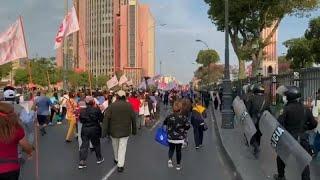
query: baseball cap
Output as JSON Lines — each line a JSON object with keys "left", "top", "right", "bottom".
{"left": 4, "top": 89, "right": 15, "bottom": 99}
{"left": 117, "top": 90, "right": 126, "bottom": 97}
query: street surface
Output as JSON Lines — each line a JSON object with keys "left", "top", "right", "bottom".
{"left": 20, "top": 107, "right": 239, "bottom": 180}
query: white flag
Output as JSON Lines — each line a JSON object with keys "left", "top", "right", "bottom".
{"left": 119, "top": 74, "right": 128, "bottom": 85}
{"left": 107, "top": 76, "right": 118, "bottom": 89}
{"left": 54, "top": 6, "right": 80, "bottom": 49}
{"left": 0, "top": 18, "right": 27, "bottom": 65}
{"left": 127, "top": 79, "right": 133, "bottom": 86}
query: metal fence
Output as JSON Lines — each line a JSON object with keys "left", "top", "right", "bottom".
{"left": 233, "top": 67, "right": 320, "bottom": 101}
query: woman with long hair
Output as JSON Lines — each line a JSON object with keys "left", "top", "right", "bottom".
{"left": 163, "top": 101, "right": 190, "bottom": 170}
{"left": 0, "top": 102, "right": 33, "bottom": 180}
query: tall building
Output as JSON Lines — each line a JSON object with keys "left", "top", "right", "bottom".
{"left": 119, "top": 0, "right": 155, "bottom": 86}
{"left": 56, "top": 0, "right": 155, "bottom": 87}
{"left": 261, "top": 24, "right": 278, "bottom": 76}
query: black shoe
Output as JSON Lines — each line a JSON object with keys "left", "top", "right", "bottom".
{"left": 90, "top": 148, "right": 95, "bottom": 153}
{"left": 114, "top": 159, "right": 118, "bottom": 165}
{"left": 78, "top": 161, "right": 87, "bottom": 169}
{"left": 65, "top": 140, "right": 72, "bottom": 143}
{"left": 273, "top": 174, "right": 286, "bottom": 180}
{"left": 117, "top": 167, "right": 124, "bottom": 173}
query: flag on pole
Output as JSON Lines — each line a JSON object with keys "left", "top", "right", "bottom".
{"left": 54, "top": 6, "right": 80, "bottom": 49}
{"left": 107, "top": 76, "right": 118, "bottom": 89}
{"left": 0, "top": 18, "right": 28, "bottom": 65}
{"left": 119, "top": 74, "right": 128, "bottom": 85}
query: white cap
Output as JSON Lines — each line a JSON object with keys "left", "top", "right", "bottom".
{"left": 117, "top": 90, "right": 126, "bottom": 97}
{"left": 4, "top": 90, "right": 15, "bottom": 99}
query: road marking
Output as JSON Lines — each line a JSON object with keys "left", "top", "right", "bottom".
{"left": 101, "top": 166, "right": 117, "bottom": 180}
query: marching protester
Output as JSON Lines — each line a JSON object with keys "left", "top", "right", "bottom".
{"left": 246, "top": 84, "right": 270, "bottom": 158}
{"left": 191, "top": 98, "right": 207, "bottom": 149}
{"left": 0, "top": 102, "right": 34, "bottom": 180}
{"left": 163, "top": 100, "right": 190, "bottom": 170}
{"left": 78, "top": 96, "right": 104, "bottom": 169}
{"left": 128, "top": 92, "right": 141, "bottom": 129}
{"left": 65, "top": 92, "right": 78, "bottom": 143}
{"left": 49, "top": 92, "right": 60, "bottom": 126}
{"left": 274, "top": 86, "right": 318, "bottom": 180}
{"left": 180, "top": 98, "right": 193, "bottom": 148}
{"left": 35, "top": 90, "right": 52, "bottom": 136}
{"left": 103, "top": 90, "right": 136, "bottom": 173}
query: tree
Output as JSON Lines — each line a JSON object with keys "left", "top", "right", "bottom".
{"left": 93, "top": 75, "right": 109, "bottom": 89}
{"left": 305, "top": 16, "right": 320, "bottom": 64}
{"left": 283, "top": 38, "right": 314, "bottom": 70}
{"left": 0, "top": 62, "right": 12, "bottom": 80}
{"left": 14, "top": 68, "right": 28, "bottom": 85}
{"left": 194, "top": 63, "right": 224, "bottom": 86}
{"left": 196, "top": 49, "right": 220, "bottom": 66}
{"left": 204, "top": 0, "right": 318, "bottom": 78}
{"left": 278, "top": 56, "right": 292, "bottom": 74}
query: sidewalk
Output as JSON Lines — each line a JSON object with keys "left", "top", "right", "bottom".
{"left": 212, "top": 107, "right": 320, "bottom": 180}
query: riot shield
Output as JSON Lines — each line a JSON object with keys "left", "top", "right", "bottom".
{"left": 259, "top": 111, "right": 312, "bottom": 177}
{"left": 232, "top": 96, "right": 257, "bottom": 145}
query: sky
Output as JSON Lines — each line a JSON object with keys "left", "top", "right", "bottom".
{"left": 0, "top": 0, "right": 319, "bottom": 83}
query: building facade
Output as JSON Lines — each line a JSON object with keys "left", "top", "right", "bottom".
{"left": 56, "top": 0, "right": 155, "bottom": 86}
{"left": 261, "top": 24, "right": 278, "bottom": 77}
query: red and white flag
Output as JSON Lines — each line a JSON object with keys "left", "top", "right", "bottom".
{"left": 54, "top": 6, "right": 80, "bottom": 49}
{"left": 107, "top": 76, "right": 118, "bottom": 89}
{"left": 0, "top": 18, "right": 28, "bottom": 65}
{"left": 119, "top": 74, "right": 128, "bottom": 85}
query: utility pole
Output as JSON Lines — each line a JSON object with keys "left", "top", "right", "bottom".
{"left": 221, "top": 0, "right": 234, "bottom": 129}
{"left": 63, "top": 0, "right": 68, "bottom": 91}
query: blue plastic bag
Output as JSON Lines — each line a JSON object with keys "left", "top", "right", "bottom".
{"left": 155, "top": 127, "right": 169, "bottom": 147}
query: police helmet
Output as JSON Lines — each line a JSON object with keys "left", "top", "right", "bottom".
{"left": 253, "top": 84, "right": 265, "bottom": 94}
{"left": 283, "top": 86, "right": 301, "bottom": 101}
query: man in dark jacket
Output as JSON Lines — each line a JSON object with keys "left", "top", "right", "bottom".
{"left": 274, "top": 86, "right": 318, "bottom": 180}
{"left": 103, "top": 90, "right": 136, "bottom": 173}
{"left": 78, "top": 96, "right": 104, "bottom": 169}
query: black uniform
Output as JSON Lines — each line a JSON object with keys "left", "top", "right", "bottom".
{"left": 247, "top": 93, "right": 270, "bottom": 155}
{"left": 276, "top": 101, "right": 318, "bottom": 180}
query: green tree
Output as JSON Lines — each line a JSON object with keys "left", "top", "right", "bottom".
{"left": 0, "top": 62, "right": 12, "bottom": 79}
{"left": 283, "top": 38, "right": 314, "bottom": 70}
{"left": 93, "top": 75, "right": 108, "bottom": 89}
{"left": 204, "top": 0, "right": 318, "bottom": 78}
{"left": 14, "top": 68, "right": 28, "bottom": 85}
{"left": 196, "top": 49, "right": 220, "bottom": 67}
{"left": 305, "top": 16, "right": 320, "bottom": 64}
{"left": 194, "top": 63, "right": 224, "bottom": 86}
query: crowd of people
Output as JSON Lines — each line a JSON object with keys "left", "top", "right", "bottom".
{"left": 0, "top": 85, "right": 213, "bottom": 179}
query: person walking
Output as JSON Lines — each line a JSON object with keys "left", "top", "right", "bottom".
{"left": 49, "top": 92, "right": 59, "bottom": 125}
{"left": 274, "top": 86, "right": 318, "bottom": 180}
{"left": 103, "top": 90, "right": 136, "bottom": 173}
{"left": 35, "top": 90, "right": 52, "bottom": 136}
{"left": 0, "top": 102, "right": 34, "bottom": 180}
{"left": 78, "top": 96, "right": 104, "bottom": 169}
{"left": 128, "top": 92, "right": 141, "bottom": 129}
{"left": 163, "top": 100, "right": 190, "bottom": 170}
{"left": 65, "top": 92, "right": 77, "bottom": 142}
{"left": 191, "top": 99, "right": 207, "bottom": 149}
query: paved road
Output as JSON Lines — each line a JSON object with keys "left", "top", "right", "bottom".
{"left": 20, "top": 107, "right": 239, "bottom": 180}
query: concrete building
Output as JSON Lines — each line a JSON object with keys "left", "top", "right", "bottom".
{"left": 261, "top": 24, "right": 278, "bottom": 77}
{"left": 119, "top": 0, "right": 155, "bottom": 86}
{"left": 56, "top": 0, "right": 155, "bottom": 86}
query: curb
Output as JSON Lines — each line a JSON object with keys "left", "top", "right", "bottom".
{"left": 210, "top": 106, "right": 243, "bottom": 180}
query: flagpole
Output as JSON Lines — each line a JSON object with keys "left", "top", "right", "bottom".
{"left": 19, "top": 16, "right": 33, "bottom": 85}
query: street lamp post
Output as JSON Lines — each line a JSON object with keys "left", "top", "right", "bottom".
{"left": 221, "top": 0, "right": 234, "bottom": 129}
{"left": 195, "top": 39, "right": 209, "bottom": 50}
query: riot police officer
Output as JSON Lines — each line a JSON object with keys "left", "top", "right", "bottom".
{"left": 274, "top": 86, "right": 318, "bottom": 180}
{"left": 247, "top": 84, "right": 270, "bottom": 158}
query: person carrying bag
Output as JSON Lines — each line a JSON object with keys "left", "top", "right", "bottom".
{"left": 191, "top": 98, "right": 207, "bottom": 150}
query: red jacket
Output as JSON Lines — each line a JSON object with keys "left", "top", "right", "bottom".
{"left": 128, "top": 97, "right": 140, "bottom": 113}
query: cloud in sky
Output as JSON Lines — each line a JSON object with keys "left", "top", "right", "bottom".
{"left": 0, "top": 0, "right": 319, "bottom": 83}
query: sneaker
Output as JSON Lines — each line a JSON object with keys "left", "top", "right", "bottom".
{"left": 96, "top": 158, "right": 104, "bottom": 164}
{"left": 273, "top": 174, "right": 286, "bottom": 180}
{"left": 57, "top": 122, "right": 62, "bottom": 125}
{"left": 117, "top": 167, "right": 124, "bottom": 173}
{"left": 48, "top": 122, "right": 53, "bottom": 126}
{"left": 195, "top": 146, "right": 200, "bottom": 150}
{"left": 78, "top": 162, "right": 87, "bottom": 169}
{"left": 176, "top": 164, "right": 182, "bottom": 171}
{"left": 168, "top": 160, "right": 173, "bottom": 168}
